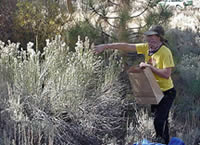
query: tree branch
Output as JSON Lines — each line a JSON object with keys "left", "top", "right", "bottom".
{"left": 130, "top": 0, "right": 153, "bottom": 18}
{"left": 89, "top": 4, "right": 120, "bottom": 19}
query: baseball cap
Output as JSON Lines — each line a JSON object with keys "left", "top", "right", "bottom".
{"left": 144, "top": 25, "right": 165, "bottom": 36}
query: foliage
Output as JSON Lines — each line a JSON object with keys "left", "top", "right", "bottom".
{"left": 65, "top": 21, "right": 101, "bottom": 50}
{"left": 173, "top": 53, "right": 200, "bottom": 142}
{"left": 75, "top": 0, "right": 174, "bottom": 68}
{"left": 178, "top": 53, "right": 200, "bottom": 96}
{"left": 0, "top": 37, "right": 129, "bottom": 144}
{"left": 144, "top": 4, "right": 173, "bottom": 28}
{"left": 111, "top": 1, "right": 132, "bottom": 42}
{"left": 80, "top": 0, "right": 173, "bottom": 42}
{"left": 13, "top": 0, "right": 69, "bottom": 52}
{"left": 0, "top": 0, "right": 17, "bottom": 42}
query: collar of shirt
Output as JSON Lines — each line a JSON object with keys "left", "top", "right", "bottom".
{"left": 148, "top": 42, "right": 163, "bottom": 56}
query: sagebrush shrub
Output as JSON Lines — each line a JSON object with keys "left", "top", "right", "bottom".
{"left": 178, "top": 53, "right": 200, "bottom": 96}
{"left": 0, "top": 36, "right": 124, "bottom": 144}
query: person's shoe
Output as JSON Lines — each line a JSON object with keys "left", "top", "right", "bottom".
{"left": 153, "top": 136, "right": 166, "bottom": 144}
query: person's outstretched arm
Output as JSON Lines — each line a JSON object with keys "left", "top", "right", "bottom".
{"left": 94, "top": 43, "right": 137, "bottom": 54}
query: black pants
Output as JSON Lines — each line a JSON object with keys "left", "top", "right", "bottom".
{"left": 151, "top": 88, "right": 176, "bottom": 144}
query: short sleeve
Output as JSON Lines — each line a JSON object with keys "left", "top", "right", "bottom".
{"left": 136, "top": 43, "right": 148, "bottom": 55}
{"left": 163, "top": 49, "right": 175, "bottom": 68}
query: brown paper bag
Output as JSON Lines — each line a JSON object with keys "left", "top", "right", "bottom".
{"left": 128, "top": 67, "right": 164, "bottom": 104}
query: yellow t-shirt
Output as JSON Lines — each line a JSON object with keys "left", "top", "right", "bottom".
{"left": 136, "top": 43, "right": 174, "bottom": 91}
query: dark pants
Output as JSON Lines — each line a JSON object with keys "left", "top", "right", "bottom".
{"left": 151, "top": 88, "right": 176, "bottom": 144}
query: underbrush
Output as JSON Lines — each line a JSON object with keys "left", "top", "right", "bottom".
{"left": 0, "top": 36, "right": 132, "bottom": 145}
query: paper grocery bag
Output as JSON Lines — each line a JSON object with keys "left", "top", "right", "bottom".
{"left": 128, "top": 67, "right": 164, "bottom": 104}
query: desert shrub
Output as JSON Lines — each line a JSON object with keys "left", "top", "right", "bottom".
{"left": 0, "top": 35, "right": 122, "bottom": 115}
{"left": 0, "top": 36, "right": 131, "bottom": 144}
{"left": 177, "top": 53, "right": 200, "bottom": 97}
{"left": 125, "top": 107, "right": 155, "bottom": 143}
{"left": 174, "top": 52, "right": 200, "bottom": 131}
{"left": 166, "top": 29, "right": 199, "bottom": 54}
{"left": 182, "top": 128, "right": 200, "bottom": 145}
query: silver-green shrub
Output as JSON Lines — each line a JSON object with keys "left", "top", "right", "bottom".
{"left": 0, "top": 36, "right": 124, "bottom": 144}
{"left": 178, "top": 53, "right": 200, "bottom": 96}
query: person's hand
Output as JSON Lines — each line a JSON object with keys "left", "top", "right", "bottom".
{"left": 127, "top": 66, "right": 135, "bottom": 73}
{"left": 139, "top": 62, "right": 151, "bottom": 69}
{"left": 94, "top": 44, "right": 107, "bottom": 54}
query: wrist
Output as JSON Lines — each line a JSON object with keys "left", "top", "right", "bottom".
{"left": 105, "top": 44, "right": 111, "bottom": 49}
{"left": 148, "top": 64, "right": 153, "bottom": 69}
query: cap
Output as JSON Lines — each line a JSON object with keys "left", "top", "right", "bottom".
{"left": 144, "top": 25, "right": 165, "bottom": 36}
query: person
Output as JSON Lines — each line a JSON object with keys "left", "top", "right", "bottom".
{"left": 94, "top": 25, "right": 176, "bottom": 144}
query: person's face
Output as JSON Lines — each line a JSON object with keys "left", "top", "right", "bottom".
{"left": 145, "top": 35, "right": 160, "bottom": 43}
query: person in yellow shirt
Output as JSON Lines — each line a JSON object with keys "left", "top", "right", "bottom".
{"left": 94, "top": 25, "right": 176, "bottom": 144}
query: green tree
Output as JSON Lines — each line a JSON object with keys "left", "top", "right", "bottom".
{"left": 66, "top": 0, "right": 171, "bottom": 67}
{"left": 13, "top": 0, "right": 70, "bottom": 52}
{"left": 0, "top": 0, "right": 17, "bottom": 42}
{"left": 144, "top": 4, "right": 173, "bottom": 27}
{"left": 65, "top": 20, "right": 101, "bottom": 50}
{"left": 79, "top": 0, "right": 173, "bottom": 42}
{"left": 65, "top": 0, "right": 173, "bottom": 66}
